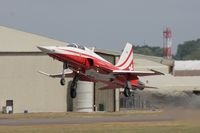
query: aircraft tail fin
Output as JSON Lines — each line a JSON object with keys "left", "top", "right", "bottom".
{"left": 115, "top": 42, "right": 134, "bottom": 70}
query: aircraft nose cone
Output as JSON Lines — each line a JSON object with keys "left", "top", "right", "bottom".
{"left": 37, "top": 46, "right": 53, "bottom": 53}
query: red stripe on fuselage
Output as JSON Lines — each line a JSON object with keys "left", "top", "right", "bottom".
{"left": 49, "top": 48, "right": 119, "bottom": 71}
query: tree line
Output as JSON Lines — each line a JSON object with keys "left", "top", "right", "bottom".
{"left": 175, "top": 39, "right": 200, "bottom": 60}
{"left": 133, "top": 45, "right": 163, "bottom": 57}
{"left": 133, "top": 38, "right": 200, "bottom": 60}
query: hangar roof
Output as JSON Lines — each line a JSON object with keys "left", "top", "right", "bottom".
{"left": 95, "top": 48, "right": 173, "bottom": 67}
{"left": 95, "top": 48, "right": 120, "bottom": 56}
{"left": 0, "top": 26, "right": 68, "bottom": 52}
{"left": 0, "top": 26, "right": 173, "bottom": 67}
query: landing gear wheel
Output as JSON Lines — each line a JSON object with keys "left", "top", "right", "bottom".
{"left": 60, "top": 78, "right": 65, "bottom": 86}
{"left": 60, "top": 62, "right": 68, "bottom": 86}
{"left": 70, "top": 88, "right": 77, "bottom": 98}
{"left": 124, "top": 87, "right": 131, "bottom": 97}
{"left": 70, "top": 76, "right": 78, "bottom": 98}
{"left": 71, "top": 80, "right": 77, "bottom": 89}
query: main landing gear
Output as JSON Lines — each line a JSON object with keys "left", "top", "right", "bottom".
{"left": 123, "top": 86, "right": 131, "bottom": 97}
{"left": 123, "top": 81, "right": 133, "bottom": 97}
{"left": 70, "top": 76, "right": 78, "bottom": 98}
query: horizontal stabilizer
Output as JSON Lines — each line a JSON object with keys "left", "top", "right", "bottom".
{"left": 144, "top": 86, "right": 158, "bottom": 89}
{"left": 112, "top": 69, "right": 164, "bottom": 76}
{"left": 149, "top": 69, "right": 165, "bottom": 75}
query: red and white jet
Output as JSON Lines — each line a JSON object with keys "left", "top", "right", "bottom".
{"left": 37, "top": 42, "right": 163, "bottom": 98}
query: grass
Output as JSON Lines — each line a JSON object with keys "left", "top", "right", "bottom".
{"left": 0, "top": 111, "right": 200, "bottom": 133}
{"left": 0, "top": 121, "right": 200, "bottom": 133}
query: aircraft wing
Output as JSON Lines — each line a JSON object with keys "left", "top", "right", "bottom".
{"left": 112, "top": 69, "right": 164, "bottom": 76}
{"left": 38, "top": 69, "right": 95, "bottom": 82}
{"left": 38, "top": 69, "right": 74, "bottom": 78}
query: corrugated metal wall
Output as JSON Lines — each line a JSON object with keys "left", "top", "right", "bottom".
{"left": 119, "top": 93, "right": 153, "bottom": 111}
{"left": 173, "top": 61, "right": 200, "bottom": 76}
{"left": 94, "top": 53, "right": 115, "bottom": 112}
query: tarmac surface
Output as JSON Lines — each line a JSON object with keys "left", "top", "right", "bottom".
{"left": 0, "top": 114, "right": 174, "bottom": 126}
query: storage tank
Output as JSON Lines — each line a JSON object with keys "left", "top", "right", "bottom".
{"left": 73, "top": 81, "right": 94, "bottom": 112}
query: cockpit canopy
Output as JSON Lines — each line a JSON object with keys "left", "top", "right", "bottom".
{"left": 67, "top": 43, "right": 85, "bottom": 50}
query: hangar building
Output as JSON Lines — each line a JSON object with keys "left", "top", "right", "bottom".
{"left": 0, "top": 26, "right": 199, "bottom": 113}
{"left": 0, "top": 26, "right": 125, "bottom": 113}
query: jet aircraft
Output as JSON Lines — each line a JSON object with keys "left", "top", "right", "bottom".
{"left": 37, "top": 42, "right": 163, "bottom": 98}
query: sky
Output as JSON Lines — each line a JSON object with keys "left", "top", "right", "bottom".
{"left": 0, "top": 0, "right": 200, "bottom": 54}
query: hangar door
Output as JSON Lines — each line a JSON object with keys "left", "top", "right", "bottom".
{"left": 94, "top": 53, "right": 116, "bottom": 112}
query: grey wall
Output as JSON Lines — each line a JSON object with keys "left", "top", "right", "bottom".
{"left": 0, "top": 54, "right": 70, "bottom": 113}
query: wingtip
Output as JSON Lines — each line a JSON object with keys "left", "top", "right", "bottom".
{"left": 37, "top": 70, "right": 51, "bottom": 77}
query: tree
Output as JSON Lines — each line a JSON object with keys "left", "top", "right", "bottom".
{"left": 133, "top": 45, "right": 163, "bottom": 57}
{"left": 175, "top": 39, "right": 200, "bottom": 60}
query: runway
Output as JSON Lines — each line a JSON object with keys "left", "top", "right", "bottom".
{"left": 0, "top": 114, "right": 174, "bottom": 126}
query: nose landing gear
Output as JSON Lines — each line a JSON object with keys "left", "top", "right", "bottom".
{"left": 59, "top": 62, "right": 78, "bottom": 98}
{"left": 60, "top": 78, "right": 66, "bottom": 86}
{"left": 60, "top": 63, "right": 68, "bottom": 86}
